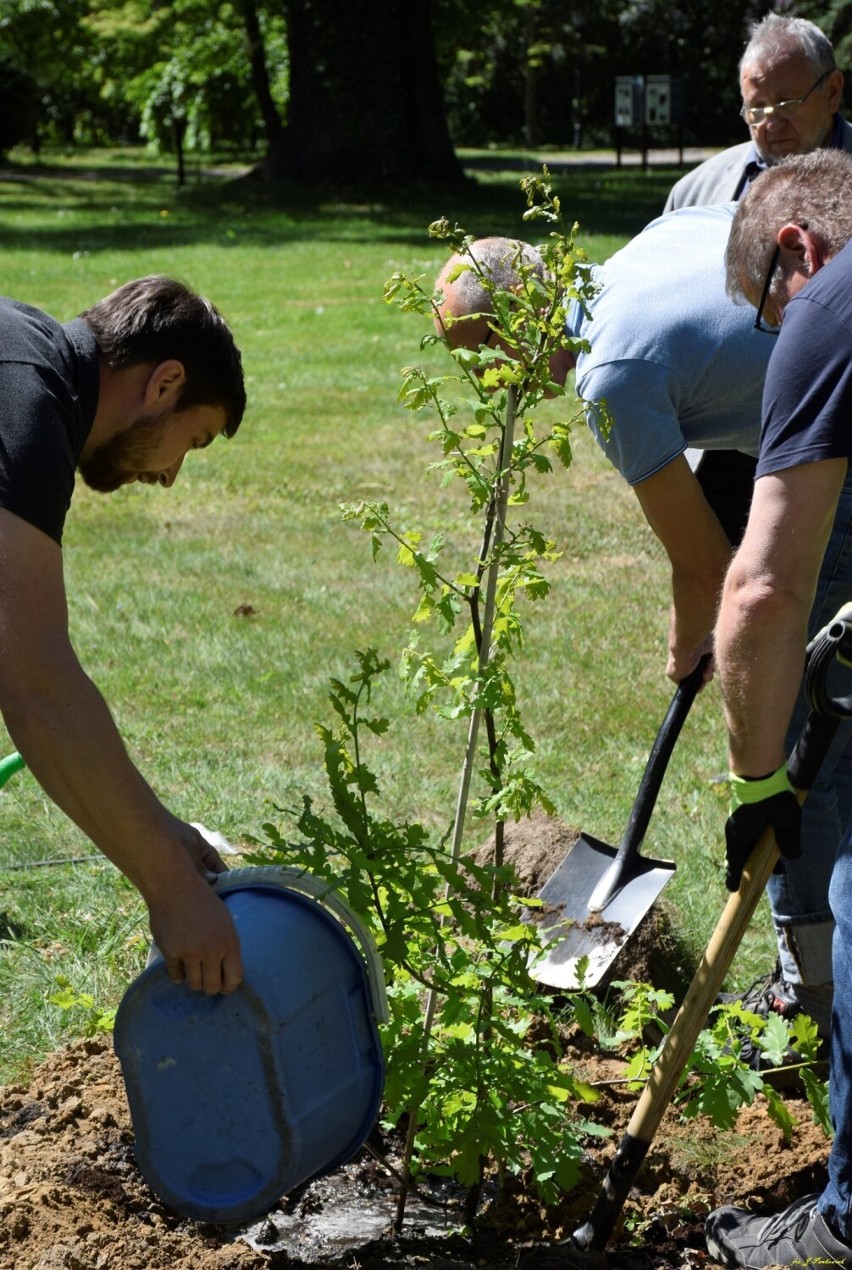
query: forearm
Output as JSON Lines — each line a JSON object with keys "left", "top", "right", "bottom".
{"left": 715, "top": 569, "right": 807, "bottom": 775}
{"left": 667, "top": 551, "right": 730, "bottom": 675}
{"left": 632, "top": 455, "right": 733, "bottom": 680}
{"left": 0, "top": 510, "right": 241, "bottom": 992}
{"left": 715, "top": 465, "right": 844, "bottom": 775}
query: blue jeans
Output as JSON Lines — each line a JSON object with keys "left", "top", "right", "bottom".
{"left": 819, "top": 825, "right": 852, "bottom": 1237}
{"left": 806, "top": 474, "right": 852, "bottom": 1238}
{"left": 769, "top": 472, "right": 852, "bottom": 995}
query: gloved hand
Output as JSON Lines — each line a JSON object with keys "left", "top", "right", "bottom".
{"left": 725, "top": 765, "right": 801, "bottom": 892}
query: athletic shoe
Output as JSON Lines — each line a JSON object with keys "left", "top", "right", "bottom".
{"left": 706, "top": 1193, "right": 852, "bottom": 1268}
{"left": 716, "top": 962, "right": 800, "bottom": 1020}
{"left": 715, "top": 963, "right": 829, "bottom": 1087}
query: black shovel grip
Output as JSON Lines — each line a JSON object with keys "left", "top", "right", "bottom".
{"left": 588, "top": 655, "right": 709, "bottom": 911}
{"left": 613, "top": 653, "right": 710, "bottom": 866}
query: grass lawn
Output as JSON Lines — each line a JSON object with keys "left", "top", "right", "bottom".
{"left": 0, "top": 146, "right": 775, "bottom": 1082}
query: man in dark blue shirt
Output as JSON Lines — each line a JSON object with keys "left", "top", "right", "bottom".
{"left": 707, "top": 149, "right": 852, "bottom": 1269}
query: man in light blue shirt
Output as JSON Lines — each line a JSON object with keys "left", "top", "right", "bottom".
{"left": 437, "top": 208, "right": 772, "bottom": 681}
{"left": 435, "top": 211, "right": 846, "bottom": 1053}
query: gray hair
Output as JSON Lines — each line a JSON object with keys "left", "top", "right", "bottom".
{"left": 433, "top": 236, "right": 546, "bottom": 348}
{"left": 740, "top": 14, "right": 836, "bottom": 77}
{"left": 726, "top": 150, "right": 852, "bottom": 306}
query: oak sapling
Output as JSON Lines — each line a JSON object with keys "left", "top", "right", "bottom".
{"left": 250, "top": 172, "right": 829, "bottom": 1223}
{"left": 257, "top": 174, "right": 608, "bottom": 1214}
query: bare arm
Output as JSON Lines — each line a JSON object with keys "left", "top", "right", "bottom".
{"left": 0, "top": 508, "right": 243, "bottom": 994}
{"left": 633, "top": 455, "right": 735, "bottom": 681}
{"left": 715, "top": 460, "right": 847, "bottom": 775}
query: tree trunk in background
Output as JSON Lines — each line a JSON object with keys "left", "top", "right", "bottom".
{"left": 237, "top": 0, "right": 285, "bottom": 150}
{"left": 258, "top": 0, "right": 464, "bottom": 187}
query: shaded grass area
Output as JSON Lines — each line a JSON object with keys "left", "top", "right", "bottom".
{"left": 0, "top": 146, "right": 774, "bottom": 1084}
{"left": 0, "top": 144, "right": 685, "bottom": 252}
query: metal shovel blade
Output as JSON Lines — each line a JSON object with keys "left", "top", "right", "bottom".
{"left": 528, "top": 655, "right": 709, "bottom": 991}
{"left": 531, "top": 833, "right": 676, "bottom": 989}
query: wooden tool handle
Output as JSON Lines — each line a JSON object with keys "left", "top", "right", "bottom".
{"left": 573, "top": 827, "right": 780, "bottom": 1250}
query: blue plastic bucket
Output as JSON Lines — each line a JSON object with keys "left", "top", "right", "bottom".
{"left": 113, "top": 866, "right": 387, "bottom": 1224}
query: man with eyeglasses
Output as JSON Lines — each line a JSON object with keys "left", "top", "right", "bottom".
{"left": 661, "top": 12, "right": 852, "bottom": 1085}
{"left": 665, "top": 14, "right": 850, "bottom": 212}
{"left": 704, "top": 147, "right": 852, "bottom": 1270}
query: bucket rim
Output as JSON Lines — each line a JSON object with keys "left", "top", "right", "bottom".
{"left": 214, "top": 865, "right": 389, "bottom": 1024}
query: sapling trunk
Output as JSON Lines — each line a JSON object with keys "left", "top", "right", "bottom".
{"left": 395, "top": 386, "right": 518, "bottom": 1225}
{"left": 449, "top": 383, "right": 517, "bottom": 866}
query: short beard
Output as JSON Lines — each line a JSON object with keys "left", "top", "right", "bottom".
{"left": 78, "top": 414, "right": 168, "bottom": 493}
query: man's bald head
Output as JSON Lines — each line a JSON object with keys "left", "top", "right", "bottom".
{"left": 433, "top": 237, "right": 547, "bottom": 350}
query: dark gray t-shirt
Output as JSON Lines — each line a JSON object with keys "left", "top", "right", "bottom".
{"left": 758, "top": 240, "right": 852, "bottom": 476}
{"left": 0, "top": 299, "right": 99, "bottom": 544}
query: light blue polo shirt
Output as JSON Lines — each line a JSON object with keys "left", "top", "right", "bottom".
{"left": 566, "top": 204, "right": 774, "bottom": 486}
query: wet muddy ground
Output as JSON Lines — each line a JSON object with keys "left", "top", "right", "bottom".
{"left": 0, "top": 1008, "right": 832, "bottom": 1270}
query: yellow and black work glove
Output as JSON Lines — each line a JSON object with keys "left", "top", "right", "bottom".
{"left": 724, "top": 765, "right": 802, "bottom": 892}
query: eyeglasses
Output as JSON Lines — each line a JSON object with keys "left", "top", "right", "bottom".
{"left": 740, "top": 71, "right": 831, "bottom": 126}
{"left": 753, "top": 244, "right": 781, "bottom": 334}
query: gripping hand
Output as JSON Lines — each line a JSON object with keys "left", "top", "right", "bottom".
{"left": 724, "top": 766, "right": 801, "bottom": 892}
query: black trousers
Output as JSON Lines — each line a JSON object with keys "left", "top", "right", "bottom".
{"left": 693, "top": 449, "right": 757, "bottom": 548}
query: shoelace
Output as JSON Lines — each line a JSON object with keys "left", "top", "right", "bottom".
{"left": 757, "top": 1194, "right": 824, "bottom": 1244}
{"left": 739, "top": 968, "right": 797, "bottom": 1018}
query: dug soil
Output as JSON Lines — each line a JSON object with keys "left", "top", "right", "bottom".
{"left": 0, "top": 816, "right": 834, "bottom": 1270}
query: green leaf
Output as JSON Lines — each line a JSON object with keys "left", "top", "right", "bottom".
{"left": 758, "top": 1012, "right": 791, "bottom": 1067}
{"left": 800, "top": 1067, "right": 832, "bottom": 1137}
{"left": 49, "top": 989, "right": 82, "bottom": 1010}
{"left": 789, "top": 1012, "right": 821, "bottom": 1061}
{"left": 761, "top": 1086, "right": 796, "bottom": 1143}
{"left": 570, "top": 995, "right": 596, "bottom": 1038}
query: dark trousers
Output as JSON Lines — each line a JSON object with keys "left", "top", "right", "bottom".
{"left": 694, "top": 449, "right": 757, "bottom": 547}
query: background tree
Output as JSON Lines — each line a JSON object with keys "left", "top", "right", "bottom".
{"left": 435, "top": 0, "right": 620, "bottom": 150}
{"left": 2, "top": 0, "right": 841, "bottom": 171}
{"left": 252, "top": 0, "right": 464, "bottom": 186}
{"left": 613, "top": 0, "right": 771, "bottom": 147}
{"left": 434, "top": 0, "right": 779, "bottom": 150}
{"left": 236, "top": 0, "right": 286, "bottom": 151}
{"left": 0, "top": 57, "right": 40, "bottom": 158}
{"left": 0, "top": 0, "right": 102, "bottom": 147}
{"left": 86, "top": 0, "right": 286, "bottom": 175}
{"left": 797, "top": 0, "right": 852, "bottom": 70}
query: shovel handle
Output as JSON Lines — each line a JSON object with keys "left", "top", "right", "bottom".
{"left": 588, "top": 654, "right": 709, "bottom": 911}
{"left": 573, "top": 823, "right": 782, "bottom": 1250}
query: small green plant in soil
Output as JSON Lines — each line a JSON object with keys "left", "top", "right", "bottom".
{"left": 252, "top": 172, "right": 611, "bottom": 1216}
{"left": 48, "top": 975, "right": 117, "bottom": 1037}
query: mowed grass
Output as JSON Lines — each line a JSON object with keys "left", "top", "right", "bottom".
{"left": 0, "top": 148, "right": 775, "bottom": 1082}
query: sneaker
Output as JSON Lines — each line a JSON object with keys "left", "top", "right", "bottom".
{"left": 706, "top": 1193, "right": 852, "bottom": 1268}
{"left": 715, "top": 963, "right": 829, "bottom": 1087}
{"left": 716, "top": 961, "right": 800, "bottom": 1020}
